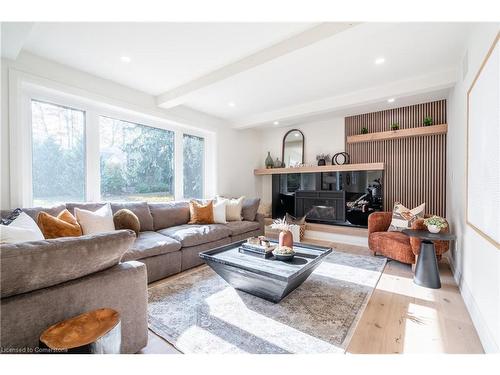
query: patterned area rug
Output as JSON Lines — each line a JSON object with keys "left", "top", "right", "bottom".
{"left": 148, "top": 250, "right": 386, "bottom": 354}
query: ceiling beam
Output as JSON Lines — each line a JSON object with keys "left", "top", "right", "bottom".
{"left": 230, "top": 68, "right": 458, "bottom": 129}
{"left": 1, "top": 22, "right": 35, "bottom": 60}
{"left": 156, "top": 22, "right": 359, "bottom": 109}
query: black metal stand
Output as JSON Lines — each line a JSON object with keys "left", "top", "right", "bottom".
{"left": 414, "top": 240, "right": 441, "bottom": 289}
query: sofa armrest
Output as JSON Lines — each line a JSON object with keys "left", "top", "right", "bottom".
{"left": 255, "top": 213, "right": 266, "bottom": 233}
{"left": 410, "top": 218, "right": 450, "bottom": 257}
{"left": 1, "top": 230, "right": 136, "bottom": 298}
{"left": 368, "top": 212, "right": 392, "bottom": 234}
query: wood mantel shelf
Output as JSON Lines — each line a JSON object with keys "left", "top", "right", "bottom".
{"left": 346, "top": 124, "right": 448, "bottom": 144}
{"left": 254, "top": 162, "right": 384, "bottom": 175}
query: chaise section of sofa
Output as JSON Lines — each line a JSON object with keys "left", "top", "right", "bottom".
{"left": 0, "top": 230, "right": 148, "bottom": 354}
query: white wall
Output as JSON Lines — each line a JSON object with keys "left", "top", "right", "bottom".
{"left": 0, "top": 52, "right": 260, "bottom": 209}
{"left": 255, "top": 117, "right": 345, "bottom": 204}
{"left": 447, "top": 24, "right": 500, "bottom": 352}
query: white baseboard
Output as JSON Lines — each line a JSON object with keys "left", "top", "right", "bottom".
{"left": 448, "top": 256, "right": 499, "bottom": 353}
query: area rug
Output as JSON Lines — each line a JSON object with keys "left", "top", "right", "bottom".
{"left": 148, "top": 250, "right": 386, "bottom": 354}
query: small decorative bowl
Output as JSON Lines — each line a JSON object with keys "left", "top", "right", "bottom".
{"left": 427, "top": 224, "right": 441, "bottom": 234}
{"left": 272, "top": 247, "right": 296, "bottom": 261}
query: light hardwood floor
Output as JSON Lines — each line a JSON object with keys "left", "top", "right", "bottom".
{"left": 140, "top": 239, "right": 484, "bottom": 354}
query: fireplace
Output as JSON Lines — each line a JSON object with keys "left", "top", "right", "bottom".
{"left": 271, "top": 170, "right": 383, "bottom": 228}
{"left": 295, "top": 191, "right": 345, "bottom": 224}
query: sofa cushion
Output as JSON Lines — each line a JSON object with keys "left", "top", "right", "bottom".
{"left": 242, "top": 198, "right": 261, "bottom": 222}
{"left": 122, "top": 231, "right": 181, "bottom": 262}
{"left": 158, "top": 224, "right": 231, "bottom": 247}
{"left": 224, "top": 220, "right": 261, "bottom": 236}
{"left": 110, "top": 202, "right": 154, "bottom": 232}
{"left": 22, "top": 204, "right": 67, "bottom": 223}
{"left": 66, "top": 202, "right": 105, "bottom": 216}
{"left": 149, "top": 201, "right": 190, "bottom": 230}
{"left": 0, "top": 230, "right": 136, "bottom": 298}
{"left": 67, "top": 202, "right": 154, "bottom": 232}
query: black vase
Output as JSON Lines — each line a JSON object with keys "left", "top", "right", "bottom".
{"left": 317, "top": 159, "right": 326, "bottom": 166}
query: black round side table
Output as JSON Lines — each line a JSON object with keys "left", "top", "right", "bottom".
{"left": 402, "top": 229, "right": 456, "bottom": 289}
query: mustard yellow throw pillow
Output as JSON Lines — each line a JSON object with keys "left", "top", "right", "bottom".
{"left": 37, "top": 209, "right": 82, "bottom": 239}
{"left": 188, "top": 200, "right": 214, "bottom": 225}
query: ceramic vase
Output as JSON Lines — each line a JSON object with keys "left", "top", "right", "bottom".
{"left": 265, "top": 152, "right": 274, "bottom": 169}
{"left": 279, "top": 230, "right": 293, "bottom": 249}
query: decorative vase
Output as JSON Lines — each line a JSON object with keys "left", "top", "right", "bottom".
{"left": 274, "top": 158, "right": 283, "bottom": 168}
{"left": 265, "top": 152, "right": 274, "bottom": 169}
{"left": 427, "top": 224, "right": 440, "bottom": 234}
{"left": 278, "top": 230, "right": 293, "bottom": 249}
{"left": 317, "top": 159, "right": 326, "bottom": 166}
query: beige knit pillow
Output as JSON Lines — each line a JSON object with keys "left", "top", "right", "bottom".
{"left": 217, "top": 196, "right": 245, "bottom": 221}
{"left": 388, "top": 202, "right": 425, "bottom": 232}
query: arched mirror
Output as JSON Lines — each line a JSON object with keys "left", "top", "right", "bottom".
{"left": 282, "top": 129, "right": 304, "bottom": 167}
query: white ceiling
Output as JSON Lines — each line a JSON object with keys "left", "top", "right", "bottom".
{"left": 182, "top": 23, "right": 472, "bottom": 125}
{"left": 20, "top": 22, "right": 313, "bottom": 95}
{"left": 2, "top": 22, "right": 474, "bottom": 128}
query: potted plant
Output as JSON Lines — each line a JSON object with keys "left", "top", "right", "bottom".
{"left": 316, "top": 153, "right": 331, "bottom": 166}
{"left": 271, "top": 218, "right": 294, "bottom": 249}
{"left": 423, "top": 116, "right": 433, "bottom": 126}
{"left": 391, "top": 122, "right": 400, "bottom": 131}
{"left": 423, "top": 216, "right": 448, "bottom": 233}
{"left": 361, "top": 127, "right": 368, "bottom": 134}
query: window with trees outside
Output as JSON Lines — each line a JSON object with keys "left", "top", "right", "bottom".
{"left": 183, "top": 134, "right": 204, "bottom": 199}
{"left": 99, "top": 116, "right": 175, "bottom": 202}
{"left": 31, "top": 100, "right": 86, "bottom": 206}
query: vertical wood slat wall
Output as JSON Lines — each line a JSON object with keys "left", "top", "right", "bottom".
{"left": 345, "top": 100, "right": 447, "bottom": 216}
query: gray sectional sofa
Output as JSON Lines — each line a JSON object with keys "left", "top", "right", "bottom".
{"left": 0, "top": 199, "right": 264, "bottom": 353}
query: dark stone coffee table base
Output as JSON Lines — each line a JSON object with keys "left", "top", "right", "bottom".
{"left": 204, "top": 258, "right": 323, "bottom": 303}
{"left": 200, "top": 241, "right": 332, "bottom": 303}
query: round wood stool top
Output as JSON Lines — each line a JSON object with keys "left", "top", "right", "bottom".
{"left": 40, "top": 308, "right": 120, "bottom": 350}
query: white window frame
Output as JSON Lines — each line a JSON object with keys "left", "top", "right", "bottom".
{"left": 9, "top": 69, "right": 214, "bottom": 207}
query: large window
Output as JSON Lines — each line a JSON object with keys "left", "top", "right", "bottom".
{"left": 31, "top": 100, "right": 85, "bottom": 205}
{"left": 183, "top": 134, "right": 204, "bottom": 199}
{"left": 99, "top": 116, "right": 175, "bottom": 202}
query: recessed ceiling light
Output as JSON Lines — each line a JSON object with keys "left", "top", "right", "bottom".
{"left": 120, "top": 56, "right": 131, "bottom": 63}
{"left": 273, "top": 121, "right": 280, "bottom": 125}
{"left": 228, "top": 101, "right": 236, "bottom": 107}
{"left": 387, "top": 98, "right": 395, "bottom": 103}
{"left": 375, "top": 57, "right": 385, "bottom": 65}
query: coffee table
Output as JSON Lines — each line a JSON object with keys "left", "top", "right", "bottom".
{"left": 199, "top": 240, "right": 332, "bottom": 303}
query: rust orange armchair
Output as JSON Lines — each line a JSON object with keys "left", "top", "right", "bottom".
{"left": 368, "top": 212, "right": 450, "bottom": 265}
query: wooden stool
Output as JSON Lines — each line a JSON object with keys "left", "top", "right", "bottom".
{"left": 39, "top": 308, "right": 121, "bottom": 354}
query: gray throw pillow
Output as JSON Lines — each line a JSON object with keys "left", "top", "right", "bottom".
{"left": 242, "top": 198, "right": 261, "bottom": 221}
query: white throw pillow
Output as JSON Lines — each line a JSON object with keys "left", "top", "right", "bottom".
{"left": 217, "top": 196, "right": 245, "bottom": 221}
{"left": 0, "top": 212, "right": 44, "bottom": 244}
{"left": 75, "top": 203, "right": 115, "bottom": 235}
{"left": 212, "top": 200, "right": 227, "bottom": 224}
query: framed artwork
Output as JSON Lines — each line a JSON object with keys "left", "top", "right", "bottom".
{"left": 466, "top": 32, "right": 500, "bottom": 249}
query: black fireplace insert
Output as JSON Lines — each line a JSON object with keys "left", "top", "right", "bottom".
{"left": 271, "top": 170, "right": 383, "bottom": 228}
